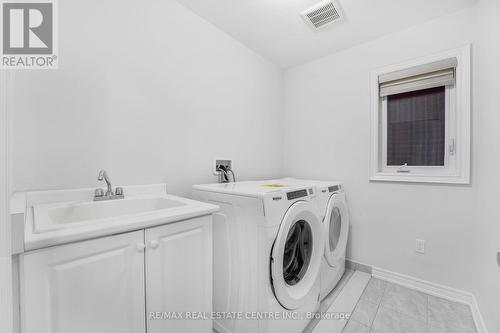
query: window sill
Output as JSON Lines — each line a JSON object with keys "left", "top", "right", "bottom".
{"left": 370, "top": 172, "right": 470, "bottom": 185}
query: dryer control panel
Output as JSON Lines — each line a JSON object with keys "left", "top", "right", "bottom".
{"left": 328, "top": 184, "right": 341, "bottom": 192}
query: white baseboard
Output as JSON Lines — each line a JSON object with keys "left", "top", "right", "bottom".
{"left": 470, "top": 295, "right": 488, "bottom": 333}
{"left": 372, "top": 266, "right": 488, "bottom": 333}
{"left": 346, "top": 258, "right": 372, "bottom": 274}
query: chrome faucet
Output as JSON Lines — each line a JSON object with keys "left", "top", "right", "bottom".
{"left": 94, "top": 170, "right": 124, "bottom": 201}
{"left": 98, "top": 170, "right": 113, "bottom": 196}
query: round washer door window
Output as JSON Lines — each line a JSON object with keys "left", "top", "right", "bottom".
{"left": 283, "top": 220, "right": 313, "bottom": 286}
{"left": 329, "top": 207, "right": 342, "bottom": 252}
{"left": 271, "top": 201, "right": 324, "bottom": 310}
{"left": 323, "top": 193, "right": 349, "bottom": 267}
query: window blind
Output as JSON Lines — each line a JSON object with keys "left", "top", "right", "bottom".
{"left": 379, "top": 58, "right": 457, "bottom": 97}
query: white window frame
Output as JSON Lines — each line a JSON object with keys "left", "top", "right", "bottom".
{"left": 370, "top": 45, "right": 471, "bottom": 184}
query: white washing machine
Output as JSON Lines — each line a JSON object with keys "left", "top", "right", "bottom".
{"left": 282, "top": 179, "right": 350, "bottom": 301}
{"left": 192, "top": 181, "right": 324, "bottom": 333}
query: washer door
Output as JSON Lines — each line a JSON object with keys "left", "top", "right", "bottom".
{"left": 271, "top": 201, "right": 323, "bottom": 310}
{"left": 323, "top": 193, "right": 349, "bottom": 267}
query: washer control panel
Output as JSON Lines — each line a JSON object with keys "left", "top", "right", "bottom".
{"left": 286, "top": 188, "right": 314, "bottom": 200}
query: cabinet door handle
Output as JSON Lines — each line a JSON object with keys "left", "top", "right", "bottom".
{"left": 136, "top": 243, "right": 146, "bottom": 252}
{"left": 150, "top": 240, "right": 159, "bottom": 249}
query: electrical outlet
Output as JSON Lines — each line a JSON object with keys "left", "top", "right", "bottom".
{"left": 416, "top": 239, "right": 425, "bottom": 254}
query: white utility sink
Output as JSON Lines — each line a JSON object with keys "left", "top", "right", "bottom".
{"left": 34, "top": 196, "right": 186, "bottom": 232}
{"left": 18, "top": 184, "right": 219, "bottom": 251}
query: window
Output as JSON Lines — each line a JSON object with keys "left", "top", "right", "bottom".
{"left": 370, "top": 45, "right": 471, "bottom": 184}
{"left": 386, "top": 87, "right": 446, "bottom": 167}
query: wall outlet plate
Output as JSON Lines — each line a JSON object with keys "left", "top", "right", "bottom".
{"left": 214, "top": 159, "right": 232, "bottom": 175}
{"left": 416, "top": 239, "right": 426, "bottom": 254}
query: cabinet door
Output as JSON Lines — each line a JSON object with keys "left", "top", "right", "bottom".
{"left": 146, "top": 216, "right": 212, "bottom": 333}
{"left": 20, "top": 231, "right": 146, "bottom": 333}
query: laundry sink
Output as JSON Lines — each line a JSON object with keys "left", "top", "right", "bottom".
{"left": 20, "top": 184, "right": 219, "bottom": 251}
{"left": 33, "top": 196, "right": 186, "bottom": 232}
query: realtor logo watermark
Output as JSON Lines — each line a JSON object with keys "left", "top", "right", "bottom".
{"left": 1, "top": 0, "right": 58, "bottom": 69}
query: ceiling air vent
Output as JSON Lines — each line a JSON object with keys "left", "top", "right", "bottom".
{"left": 301, "top": 0, "right": 343, "bottom": 30}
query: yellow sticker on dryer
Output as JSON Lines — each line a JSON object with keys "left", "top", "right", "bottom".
{"left": 261, "top": 184, "right": 287, "bottom": 188}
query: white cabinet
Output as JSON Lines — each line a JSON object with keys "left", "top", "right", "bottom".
{"left": 20, "top": 216, "right": 212, "bottom": 333}
{"left": 146, "top": 217, "right": 212, "bottom": 333}
{"left": 20, "top": 230, "right": 146, "bottom": 333}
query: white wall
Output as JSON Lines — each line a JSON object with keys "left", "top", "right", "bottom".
{"left": 11, "top": 0, "right": 283, "bottom": 196}
{"left": 473, "top": 0, "right": 500, "bottom": 331}
{"left": 10, "top": 0, "right": 499, "bottom": 331}
{"left": 283, "top": 3, "right": 499, "bottom": 331}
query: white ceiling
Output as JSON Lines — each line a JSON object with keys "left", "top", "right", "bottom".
{"left": 176, "top": 0, "right": 477, "bottom": 68}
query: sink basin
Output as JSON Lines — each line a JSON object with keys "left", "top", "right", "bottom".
{"left": 48, "top": 197, "right": 184, "bottom": 225}
{"left": 33, "top": 196, "right": 186, "bottom": 232}
{"left": 20, "top": 184, "right": 219, "bottom": 251}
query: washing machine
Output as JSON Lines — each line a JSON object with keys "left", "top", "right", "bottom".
{"left": 192, "top": 181, "right": 324, "bottom": 333}
{"left": 281, "top": 179, "right": 349, "bottom": 301}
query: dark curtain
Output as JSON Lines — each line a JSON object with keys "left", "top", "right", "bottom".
{"left": 387, "top": 86, "right": 445, "bottom": 166}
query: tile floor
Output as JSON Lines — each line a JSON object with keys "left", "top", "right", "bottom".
{"left": 343, "top": 278, "right": 477, "bottom": 333}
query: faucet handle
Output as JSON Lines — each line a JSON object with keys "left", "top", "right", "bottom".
{"left": 94, "top": 188, "right": 104, "bottom": 198}
{"left": 115, "top": 187, "right": 124, "bottom": 196}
